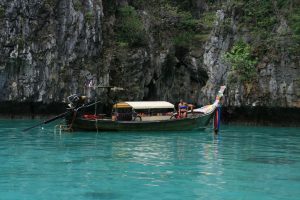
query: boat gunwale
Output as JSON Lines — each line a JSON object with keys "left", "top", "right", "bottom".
{"left": 76, "top": 109, "right": 215, "bottom": 124}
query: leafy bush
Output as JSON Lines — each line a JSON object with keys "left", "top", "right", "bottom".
{"left": 237, "top": 0, "right": 277, "bottom": 39}
{"left": 116, "top": 5, "right": 146, "bottom": 47}
{"left": 173, "top": 32, "right": 194, "bottom": 48}
{"left": 201, "top": 11, "right": 216, "bottom": 29}
{"left": 224, "top": 41, "right": 258, "bottom": 83}
{"left": 162, "top": 3, "right": 201, "bottom": 48}
{"left": 177, "top": 11, "right": 199, "bottom": 31}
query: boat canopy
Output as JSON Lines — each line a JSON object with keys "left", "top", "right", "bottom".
{"left": 113, "top": 101, "right": 175, "bottom": 109}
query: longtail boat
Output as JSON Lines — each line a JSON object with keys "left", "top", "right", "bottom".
{"left": 64, "top": 86, "right": 226, "bottom": 132}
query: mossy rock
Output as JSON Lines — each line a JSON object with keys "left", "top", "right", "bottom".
{"left": 45, "top": 0, "right": 57, "bottom": 8}
{"left": 85, "top": 11, "right": 94, "bottom": 23}
{"left": 0, "top": 5, "right": 5, "bottom": 19}
{"left": 73, "top": 0, "right": 83, "bottom": 11}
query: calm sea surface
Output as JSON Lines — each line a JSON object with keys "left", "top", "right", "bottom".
{"left": 0, "top": 120, "right": 299, "bottom": 200}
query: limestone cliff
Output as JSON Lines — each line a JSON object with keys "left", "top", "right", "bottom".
{"left": 0, "top": 0, "right": 104, "bottom": 103}
{"left": 201, "top": 1, "right": 300, "bottom": 108}
{"left": 0, "top": 0, "right": 299, "bottom": 119}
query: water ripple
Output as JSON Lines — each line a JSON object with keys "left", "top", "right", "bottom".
{"left": 0, "top": 121, "right": 300, "bottom": 200}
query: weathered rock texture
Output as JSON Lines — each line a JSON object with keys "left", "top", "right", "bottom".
{"left": 0, "top": 0, "right": 299, "bottom": 117}
{"left": 0, "top": 0, "right": 210, "bottom": 106}
{"left": 0, "top": 0, "right": 103, "bottom": 103}
{"left": 201, "top": 5, "right": 300, "bottom": 108}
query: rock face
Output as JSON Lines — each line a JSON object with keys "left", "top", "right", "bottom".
{"left": 201, "top": 8, "right": 300, "bottom": 108}
{"left": 0, "top": 0, "right": 103, "bottom": 103}
{"left": 0, "top": 0, "right": 209, "bottom": 106}
{"left": 201, "top": 10, "right": 231, "bottom": 105}
{"left": 0, "top": 0, "right": 299, "bottom": 114}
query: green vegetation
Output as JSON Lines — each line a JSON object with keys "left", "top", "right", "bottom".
{"left": 162, "top": 3, "right": 201, "bottom": 48}
{"left": 116, "top": 42, "right": 129, "bottom": 48}
{"left": 238, "top": 0, "right": 277, "bottom": 39}
{"left": 232, "top": 0, "right": 300, "bottom": 55}
{"left": 114, "top": 1, "right": 215, "bottom": 48}
{"left": 290, "top": 8, "right": 300, "bottom": 36}
{"left": 176, "top": 10, "right": 199, "bottom": 31}
{"left": 288, "top": 7, "right": 300, "bottom": 53}
{"left": 227, "top": 1, "right": 277, "bottom": 58}
{"left": 112, "top": 0, "right": 299, "bottom": 59}
{"left": 116, "top": 5, "right": 146, "bottom": 47}
{"left": 73, "top": 0, "right": 83, "bottom": 11}
{"left": 45, "top": 0, "right": 57, "bottom": 8}
{"left": 173, "top": 32, "right": 194, "bottom": 47}
{"left": 193, "top": 11, "right": 218, "bottom": 44}
{"left": 17, "top": 37, "right": 25, "bottom": 49}
{"left": 169, "top": 0, "right": 192, "bottom": 11}
{"left": 224, "top": 41, "right": 258, "bottom": 83}
{"left": 0, "top": 5, "right": 5, "bottom": 18}
{"left": 131, "top": 0, "right": 145, "bottom": 9}
{"left": 102, "top": 0, "right": 117, "bottom": 15}
{"left": 201, "top": 11, "right": 216, "bottom": 29}
{"left": 85, "top": 11, "right": 94, "bottom": 24}
{"left": 194, "top": 33, "right": 210, "bottom": 42}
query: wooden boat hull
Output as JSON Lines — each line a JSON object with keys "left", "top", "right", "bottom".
{"left": 63, "top": 86, "right": 225, "bottom": 132}
{"left": 67, "top": 111, "right": 215, "bottom": 131}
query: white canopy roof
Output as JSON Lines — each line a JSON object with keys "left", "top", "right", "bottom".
{"left": 124, "top": 101, "right": 174, "bottom": 109}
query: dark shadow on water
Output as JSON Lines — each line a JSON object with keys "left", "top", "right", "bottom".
{"left": 245, "top": 157, "right": 297, "bottom": 165}
{"left": 84, "top": 191, "right": 121, "bottom": 199}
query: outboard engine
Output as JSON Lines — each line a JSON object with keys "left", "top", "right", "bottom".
{"left": 67, "top": 94, "right": 86, "bottom": 109}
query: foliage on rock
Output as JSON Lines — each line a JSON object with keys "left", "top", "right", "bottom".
{"left": 0, "top": 5, "right": 5, "bottom": 18}
{"left": 115, "top": 5, "right": 146, "bottom": 47}
{"left": 224, "top": 41, "right": 257, "bottom": 83}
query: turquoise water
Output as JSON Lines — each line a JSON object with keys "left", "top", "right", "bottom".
{"left": 0, "top": 120, "right": 299, "bottom": 200}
